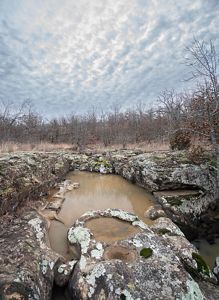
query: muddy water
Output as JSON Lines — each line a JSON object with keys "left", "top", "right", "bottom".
{"left": 86, "top": 217, "right": 140, "bottom": 243}
{"left": 49, "top": 171, "right": 155, "bottom": 259}
{"left": 192, "top": 238, "right": 219, "bottom": 269}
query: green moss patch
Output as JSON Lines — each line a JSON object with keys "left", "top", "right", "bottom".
{"left": 192, "top": 252, "right": 210, "bottom": 277}
{"left": 166, "top": 197, "right": 183, "bottom": 206}
{"left": 158, "top": 228, "right": 171, "bottom": 235}
{"left": 91, "top": 160, "right": 112, "bottom": 168}
{"left": 140, "top": 248, "right": 153, "bottom": 259}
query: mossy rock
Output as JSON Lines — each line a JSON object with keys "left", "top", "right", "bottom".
{"left": 166, "top": 197, "right": 183, "bottom": 206}
{"left": 91, "top": 160, "right": 112, "bottom": 168}
{"left": 158, "top": 228, "right": 171, "bottom": 235}
{"left": 140, "top": 248, "right": 153, "bottom": 259}
{"left": 192, "top": 252, "right": 210, "bottom": 277}
{"left": 165, "top": 193, "right": 201, "bottom": 206}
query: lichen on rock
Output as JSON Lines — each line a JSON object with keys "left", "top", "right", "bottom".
{"left": 66, "top": 209, "right": 218, "bottom": 300}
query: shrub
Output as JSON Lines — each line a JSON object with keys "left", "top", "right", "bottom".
{"left": 170, "top": 130, "right": 191, "bottom": 150}
{"left": 188, "top": 145, "right": 205, "bottom": 164}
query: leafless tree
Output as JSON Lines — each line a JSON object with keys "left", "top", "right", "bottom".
{"left": 185, "top": 39, "right": 219, "bottom": 196}
{"left": 157, "top": 89, "right": 185, "bottom": 140}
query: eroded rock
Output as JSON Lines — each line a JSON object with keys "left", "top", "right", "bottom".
{"left": 0, "top": 152, "right": 69, "bottom": 216}
{"left": 67, "top": 209, "right": 218, "bottom": 300}
{"left": 0, "top": 150, "right": 219, "bottom": 299}
{"left": 0, "top": 211, "right": 75, "bottom": 299}
{"left": 65, "top": 150, "right": 217, "bottom": 234}
{"left": 144, "top": 205, "right": 166, "bottom": 220}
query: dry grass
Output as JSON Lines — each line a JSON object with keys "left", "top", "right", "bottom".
{"left": 85, "top": 141, "right": 170, "bottom": 153}
{"left": 0, "top": 142, "right": 73, "bottom": 154}
{"left": 0, "top": 140, "right": 211, "bottom": 155}
{"left": 0, "top": 141, "right": 170, "bottom": 154}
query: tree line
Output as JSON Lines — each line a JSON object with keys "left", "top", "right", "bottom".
{"left": 0, "top": 39, "right": 218, "bottom": 155}
{"left": 0, "top": 99, "right": 168, "bottom": 148}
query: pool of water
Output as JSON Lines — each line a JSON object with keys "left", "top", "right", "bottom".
{"left": 86, "top": 217, "right": 140, "bottom": 243}
{"left": 192, "top": 238, "right": 219, "bottom": 269}
{"left": 49, "top": 171, "right": 219, "bottom": 299}
{"left": 49, "top": 171, "right": 155, "bottom": 259}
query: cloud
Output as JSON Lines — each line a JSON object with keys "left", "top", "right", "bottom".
{"left": 0, "top": 0, "right": 218, "bottom": 118}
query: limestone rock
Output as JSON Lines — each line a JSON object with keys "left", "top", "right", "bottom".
{"left": 0, "top": 211, "right": 73, "bottom": 299}
{"left": 0, "top": 152, "right": 69, "bottom": 216}
{"left": 144, "top": 205, "right": 166, "bottom": 220}
{"left": 67, "top": 209, "right": 218, "bottom": 300}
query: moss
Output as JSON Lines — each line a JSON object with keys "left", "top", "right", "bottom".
{"left": 192, "top": 252, "right": 210, "bottom": 277}
{"left": 166, "top": 197, "right": 183, "bottom": 206}
{"left": 158, "top": 228, "right": 171, "bottom": 235}
{"left": 140, "top": 248, "right": 153, "bottom": 258}
{"left": 206, "top": 156, "right": 217, "bottom": 167}
{"left": 166, "top": 192, "right": 202, "bottom": 206}
{"left": 2, "top": 187, "right": 14, "bottom": 195}
{"left": 91, "top": 160, "right": 112, "bottom": 168}
{"left": 175, "top": 152, "right": 190, "bottom": 163}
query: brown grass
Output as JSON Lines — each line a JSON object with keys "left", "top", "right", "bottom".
{"left": 0, "top": 140, "right": 211, "bottom": 155}
{"left": 85, "top": 141, "right": 170, "bottom": 153}
{"left": 0, "top": 142, "right": 73, "bottom": 154}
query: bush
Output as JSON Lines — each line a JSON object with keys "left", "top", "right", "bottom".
{"left": 170, "top": 130, "right": 191, "bottom": 150}
{"left": 188, "top": 145, "right": 205, "bottom": 164}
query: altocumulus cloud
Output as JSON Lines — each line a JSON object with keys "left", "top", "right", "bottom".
{"left": 0, "top": 0, "right": 218, "bottom": 118}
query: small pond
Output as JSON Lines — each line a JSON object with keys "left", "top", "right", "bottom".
{"left": 49, "top": 171, "right": 219, "bottom": 300}
{"left": 50, "top": 170, "right": 156, "bottom": 300}
{"left": 49, "top": 171, "right": 155, "bottom": 259}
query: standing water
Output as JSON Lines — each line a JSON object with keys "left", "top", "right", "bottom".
{"left": 50, "top": 171, "right": 156, "bottom": 300}
{"left": 49, "top": 171, "right": 219, "bottom": 299}
{"left": 192, "top": 238, "right": 219, "bottom": 269}
{"left": 48, "top": 171, "right": 155, "bottom": 259}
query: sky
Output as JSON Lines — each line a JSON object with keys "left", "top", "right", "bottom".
{"left": 0, "top": 0, "right": 218, "bottom": 118}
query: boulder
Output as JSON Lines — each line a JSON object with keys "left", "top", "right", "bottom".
{"left": 67, "top": 209, "right": 218, "bottom": 300}
{"left": 0, "top": 152, "right": 69, "bottom": 216}
{"left": 0, "top": 211, "right": 76, "bottom": 299}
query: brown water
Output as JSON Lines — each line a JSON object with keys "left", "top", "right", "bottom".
{"left": 192, "top": 238, "right": 219, "bottom": 269}
{"left": 49, "top": 171, "right": 155, "bottom": 259}
{"left": 86, "top": 217, "right": 140, "bottom": 243}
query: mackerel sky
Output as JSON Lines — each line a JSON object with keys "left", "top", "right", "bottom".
{"left": 0, "top": 0, "right": 218, "bottom": 118}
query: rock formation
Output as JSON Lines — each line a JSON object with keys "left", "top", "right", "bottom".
{"left": 66, "top": 209, "right": 219, "bottom": 300}
{"left": 0, "top": 150, "right": 219, "bottom": 299}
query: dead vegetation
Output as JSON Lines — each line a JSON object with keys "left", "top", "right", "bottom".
{"left": 0, "top": 142, "right": 72, "bottom": 154}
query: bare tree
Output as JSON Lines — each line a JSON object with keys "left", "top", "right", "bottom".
{"left": 0, "top": 99, "right": 32, "bottom": 141}
{"left": 157, "top": 89, "right": 185, "bottom": 141}
{"left": 185, "top": 39, "right": 219, "bottom": 197}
